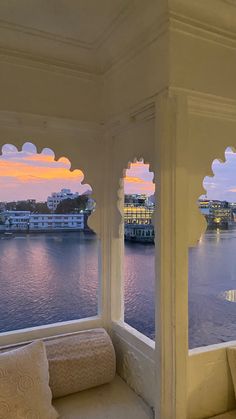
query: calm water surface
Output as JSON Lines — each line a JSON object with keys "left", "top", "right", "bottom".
{"left": 189, "top": 227, "right": 236, "bottom": 348}
{"left": 0, "top": 233, "right": 99, "bottom": 331}
{"left": 1, "top": 230, "right": 236, "bottom": 348}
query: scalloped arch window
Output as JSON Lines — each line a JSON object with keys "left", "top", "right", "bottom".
{"left": 189, "top": 147, "right": 236, "bottom": 348}
{"left": 123, "top": 159, "right": 155, "bottom": 340}
{"left": 0, "top": 142, "right": 99, "bottom": 333}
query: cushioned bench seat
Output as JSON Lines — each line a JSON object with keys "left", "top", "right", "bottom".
{"left": 210, "top": 411, "right": 236, "bottom": 418}
{"left": 53, "top": 374, "right": 154, "bottom": 419}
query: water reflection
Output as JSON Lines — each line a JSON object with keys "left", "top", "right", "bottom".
{"left": 189, "top": 226, "right": 236, "bottom": 348}
{"left": 0, "top": 232, "right": 99, "bottom": 332}
{"left": 124, "top": 242, "right": 155, "bottom": 340}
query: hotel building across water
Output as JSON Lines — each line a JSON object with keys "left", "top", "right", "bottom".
{"left": 1, "top": 211, "right": 84, "bottom": 231}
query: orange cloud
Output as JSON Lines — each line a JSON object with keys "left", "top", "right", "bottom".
{"left": 129, "top": 162, "right": 149, "bottom": 168}
{"left": 124, "top": 176, "right": 146, "bottom": 183}
{"left": 24, "top": 154, "right": 55, "bottom": 162}
{"left": 0, "top": 145, "right": 91, "bottom": 201}
{"left": 0, "top": 159, "right": 83, "bottom": 182}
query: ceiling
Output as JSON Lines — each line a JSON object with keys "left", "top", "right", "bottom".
{"left": 0, "top": 1, "right": 163, "bottom": 75}
{"left": 0, "top": 0, "right": 128, "bottom": 46}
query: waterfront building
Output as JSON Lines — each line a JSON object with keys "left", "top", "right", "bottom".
{"left": 198, "top": 199, "right": 210, "bottom": 209}
{"left": 47, "top": 188, "right": 79, "bottom": 211}
{"left": 124, "top": 204, "right": 155, "bottom": 242}
{"left": 125, "top": 223, "right": 154, "bottom": 243}
{"left": 1, "top": 210, "right": 31, "bottom": 230}
{"left": 199, "top": 200, "right": 232, "bottom": 228}
{"left": 124, "top": 194, "right": 148, "bottom": 206}
{"left": 124, "top": 205, "right": 154, "bottom": 225}
{"left": 29, "top": 213, "right": 84, "bottom": 230}
{"left": 229, "top": 202, "right": 236, "bottom": 210}
{"left": 0, "top": 211, "right": 84, "bottom": 231}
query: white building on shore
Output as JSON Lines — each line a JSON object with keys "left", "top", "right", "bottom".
{"left": 29, "top": 213, "right": 84, "bottom": 230}
{"left": 47, "top": 189, "right": 79, "bottom": 212}
{"left": 1, "top": 211, "right": 84, "bottom": 231}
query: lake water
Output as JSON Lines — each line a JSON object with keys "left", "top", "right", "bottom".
{"left": 1, "top": 229, "right": 236, "bottom": 348}
{"left": 189, "top": 227, "right": 236, "bottom": 348}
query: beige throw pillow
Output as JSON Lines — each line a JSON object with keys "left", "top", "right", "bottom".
{"left": 46, "top": 328, "right": 116, "bottom": 398}
{"left": 0, "top": 340, "right": 58, "bottom": 419}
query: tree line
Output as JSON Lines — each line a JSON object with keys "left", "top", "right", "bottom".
{"left": 1, "top": 195, "right": 90, "bottom": 214}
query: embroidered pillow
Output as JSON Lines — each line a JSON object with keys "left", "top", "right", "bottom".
{"left": 0, "top": 340, "right": 58, "bottom": 419}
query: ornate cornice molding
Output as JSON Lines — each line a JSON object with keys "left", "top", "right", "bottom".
{"left": 0, "top": 46, "right": 100, "bottom": 81}
{"left": 2, "top": 1, "right": 236, "bottom": 79}
{"left": 170, "top": 11, "right": 236, "bottom": 51}
{"left": 0, "top": 19, "right": 92, "bottom": 50}
{"left": 0, "top": 2, "right": 133, "bottom": 50}
{"left": 0, "top": 2, "right": 168, "bottom": 78}
{"left": 0, "top": 111, "right": 102, "bottom": 135}
{"left": 104, "top": 97, "right": 155, "bottom": 136}
{"left": 171, "top": 88, "right": 236, "bottom": 121}
{"left": 188, "top": 96, "right": 236, "bottom": 121}
{"left": 170, "top": 0, "right": 236, "bottom": 45}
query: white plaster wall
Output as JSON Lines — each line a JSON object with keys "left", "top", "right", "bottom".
{"left": 170, "top": 29, "right": 236, "bottom": 101}
{"left": 102, "top": 32, "right": 169, "bottom": 119}
{"left": 111, "top": 324, "right": 155, "bottom": 409}
{"left": 0, "top": 61, "right": 101, "bottom": 122}
{"left": 188, "top": 345, "right": 236, "bottom": 419}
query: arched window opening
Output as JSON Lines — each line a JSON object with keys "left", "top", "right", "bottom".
{"left": 189, "top": 147, "right": 236, "bottom": 348}
{"left": 123, "top": 159, "right": 155, "bottom": 340}
{"left": 0, "top": 142, "right": 99, "bottom": 333}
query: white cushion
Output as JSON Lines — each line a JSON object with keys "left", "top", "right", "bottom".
{"left": 0, "top": 340, "right": 58, "bottom": 419}
{"left": 46, "top": 328, "right": 116, "bottom": 398}
{"left": 53, "top": 374, "right": 153, "bottom": 419}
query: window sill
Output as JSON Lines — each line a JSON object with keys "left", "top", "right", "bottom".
{"left": 0, "top": 316, "right": 102, "bottom": 347}
{"left": 189, "top": 339, "right": 236, "bottom": 356}
{"left": 111, "top": 320, "right": 155, "bottom": 359}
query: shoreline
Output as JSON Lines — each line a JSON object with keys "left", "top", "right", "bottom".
{"left": 0, "top": 228, "right": 94, "bottom": 235}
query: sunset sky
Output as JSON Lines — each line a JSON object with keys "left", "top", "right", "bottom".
{"left": 202, "top": 147, "right": 236, "bottom": 202}
{"left": 1, "top": 143, "right": 236, "bottom": 202}
{"left": 0, "top": 143, "right": 155, "bottom": 201}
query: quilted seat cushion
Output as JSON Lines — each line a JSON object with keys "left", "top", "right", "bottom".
{"left": 53, "top": 375, "right": 153, "bottom": 419}
{"left": 45, "top": 328, "right": 116, "bottom": 398}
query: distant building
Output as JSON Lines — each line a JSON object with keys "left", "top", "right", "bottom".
{"left": 1, "top": 211, "right": 84, "bottom": 231}
{"left": 29, "top": 214, "right": 84, "bottom": 230}
{"left": 47, "top": 189, "right": 79, "bottom": 212}
{"left": 2, "top": 210, "right": 31, "bottom": 229}
{"left": 124, "top": 202, "right": 155, "bottom": 243}
{"left": 199, "top": 200, "right": 232, "bottom": 228}
{"left": 124, "top": 194, "right": 148, "bottom": 206}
